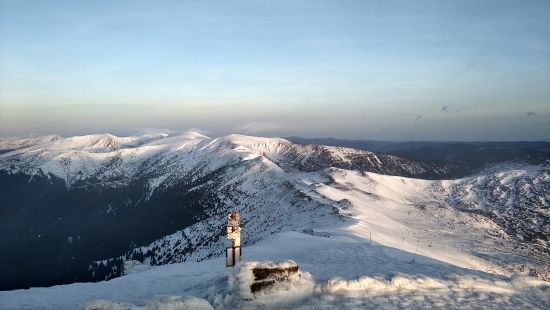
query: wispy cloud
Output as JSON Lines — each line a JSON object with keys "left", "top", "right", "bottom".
{"left": 526, "top": 111, "right": 537, "bottom": 117}
{"left": 441, "top": 106, "right": 461, "bottom": 113}
{"left": 129, "top": 128, "right": 177, "bottom": 136}
{"left": 415, "top": 115, "right": 423, "bottom": 121}
{"left": 236, "top": 121, "right": 285, "bottom": 134}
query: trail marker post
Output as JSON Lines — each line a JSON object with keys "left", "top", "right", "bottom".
{"left": 226, "top": 211, "right": 242, "bottom": 267}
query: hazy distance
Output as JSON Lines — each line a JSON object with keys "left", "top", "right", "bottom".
{"left": 1, "top": 0, "right": 549, "bottom": 141}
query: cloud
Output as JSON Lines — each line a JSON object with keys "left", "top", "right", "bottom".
{"left": 129, "top": 128, "right": 177, "bottom": 136}
{"left": 236, "top": 121, "right": 285, "bottom": 134}
{"left": 415, "top": 115, "right": 422, "bottom": 121}
{"left": 526, "top": 111, "right": 537, "bottom": 117}
{"left": 441, "top": 106, "right": 448, "bottom": 112}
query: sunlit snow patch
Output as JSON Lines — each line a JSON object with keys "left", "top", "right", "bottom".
{"left": 84, "top": 296, "right": 213, "bottom": 310}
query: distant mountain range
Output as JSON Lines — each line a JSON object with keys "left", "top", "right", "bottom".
{"left": 286, "top": 137, "right": 550, "bottom": 170}
{"left": 0, "top": 132, "right": 548, "bottom": 291}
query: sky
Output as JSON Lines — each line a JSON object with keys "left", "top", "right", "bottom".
{"left": 0, "top": 0, "right": 549, "bottom": 141}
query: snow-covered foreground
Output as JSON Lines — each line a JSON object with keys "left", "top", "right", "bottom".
{"left": 1, "top": 226, "right": 549, "bottom": 309}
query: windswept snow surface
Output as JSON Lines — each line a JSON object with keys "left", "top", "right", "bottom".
{"left": 1, "top": 231, "right": 548, "bottom": 309}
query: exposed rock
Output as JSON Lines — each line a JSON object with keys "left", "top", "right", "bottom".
{"left": 251, "top": 263, "right": 300, "bottom": 293}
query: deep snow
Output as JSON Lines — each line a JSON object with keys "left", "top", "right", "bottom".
{"left": 1, "top": 230, "right": 548, "bottom": 309}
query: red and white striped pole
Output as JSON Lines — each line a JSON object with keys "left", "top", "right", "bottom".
{"left": 226, "top": 211, "right": 241, "bottom": 267}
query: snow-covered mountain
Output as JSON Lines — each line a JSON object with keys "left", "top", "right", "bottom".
{"left": 120, "top": 162, "right": 549, "bottom": 279}
{"left": 0, "top": 131, "right": 548, "bottom": 308}
{"left": 0, "top": 131, "right": 458, "bottom": 187}
{"left": 0, "top": 131, "right": 462, "bottom": 290}
{"left": 0, "top": 134, "right": 62, "bottom": 152}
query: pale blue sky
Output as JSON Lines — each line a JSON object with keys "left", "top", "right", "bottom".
{"left": 1, "top": 0, "right": 549, "bottom": 140}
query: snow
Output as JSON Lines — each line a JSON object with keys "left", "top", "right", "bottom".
{"left": 317, "top": 169, "right": 503, "bottom": 273}
{"left": 123, "top": 159, "right": 548, "bottom": 283}
{"left": 146, "top": 175, "right": 169, "bottom": 200}
{"left": 2, "top": 161, "right": 549, "bottom": 308}
{"left": 2, "top": 230, "right": 548, "bottom": 309}
{"left": 85, "top": 296, "right": 214, "bottom": 310}
{"left": 0, "top": 134, "right": 61, "bottom": 151}
{"left": 220, "top": 260, "right": 315, "bottom": 305}
{"left": 0, "top": 133, "right": 548, "bottom": 309}
{"left": 0, "top": 131, "right": 446, "bottom": 187}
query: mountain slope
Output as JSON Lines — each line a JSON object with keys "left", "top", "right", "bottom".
{"left": 0, "top": 131, "right": 458, "bottom": 290}
{"left": 1, "top": 164, "right": 549, "bottom": 308}
{"left": 0, "top": 131, "right": 548, "bottom": 294}
{"left": 118, "top": 163, "right": 549, "bottom": 281}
